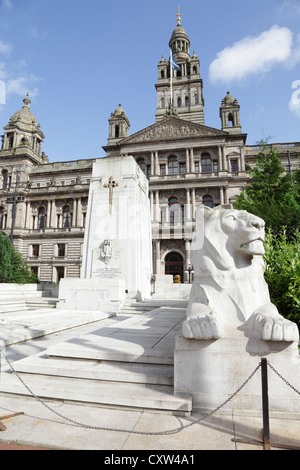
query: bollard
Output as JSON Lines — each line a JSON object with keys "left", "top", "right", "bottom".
{"left": 261, "top": 358, "right": 270, "bottom": 450}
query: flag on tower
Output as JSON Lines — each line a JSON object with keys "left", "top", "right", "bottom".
{"left": 170, "top": 50, "right": 179, "bottom": 69}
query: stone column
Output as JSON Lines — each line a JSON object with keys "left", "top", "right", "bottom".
{"left": 224, "top": 186, "right": 229, "bottom": 204}
{"left": 50, "top": 200, "right": 56, "bottom": 228}
{"left": 77, "top": 197, "right": 83, "bottom": 227}
{"left": 151, "top": 152, "right": 155, "bottom": 176}
{"left": 222, "top": 146, "right": 226, "bottom": 171}
{"left": 155, "top": 190, "right": 160, "bottom": 222}
{"left": 25, "top": 201, "right": 31, "bottom": 229}
{"left": 72, "top": 199, "right": 77, "bottom": 226}
{"left": 185, "top": 188, "right": 191, "bottom": 220}
{"left": 155, "top": 239, "right": 161, "bottom": 275}
{"left": 219, "top": 186, "right": 224, "bottom": 205}
{"left": 218, "top": 146, "right": 223, "bottom": 171}
{"left": 240, "top": 146, "right": 245, "bottom": 172}
{"left": 190, "top": 148, "right": 195, "bottom": 173}
{"left": 191, "top": 188, "right": 196, "bottom": 219}
{"left": 46, "top": 200, "right": 51, "bottom": 228}
{"left": 185, "top": 148, "right": 190, "bottom": 173}
{"left": 155, "top": 151, "right": 159, "bottom": 175}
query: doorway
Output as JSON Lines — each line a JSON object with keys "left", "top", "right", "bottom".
{"left": 165, "top": 251, "right": 184, "bottom": 283}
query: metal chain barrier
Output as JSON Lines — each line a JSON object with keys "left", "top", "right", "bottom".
{"left": 1, "top": 349, "right": 262, "bottom": 436}
{"left": 267, "top": 361, "right": 300, "bottom": 397}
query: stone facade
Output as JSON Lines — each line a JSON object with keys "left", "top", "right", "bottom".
{"left": 0, "top": 19, "right": 299, "bottom": 284}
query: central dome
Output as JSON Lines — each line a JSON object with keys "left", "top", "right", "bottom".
{"left": 169, "top": 24, "right": 190, "bottom": 60}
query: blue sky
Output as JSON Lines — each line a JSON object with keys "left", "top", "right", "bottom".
{"left": 0, "top": 0, "right": 299, "bottom": 162}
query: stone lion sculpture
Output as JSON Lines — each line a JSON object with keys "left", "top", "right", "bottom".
{"left": 183, "top": 205, "right": 299, "bottom": 342}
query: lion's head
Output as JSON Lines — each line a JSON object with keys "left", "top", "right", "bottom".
{"left": 191, "top": 205, "right": 266, "bottom": 273}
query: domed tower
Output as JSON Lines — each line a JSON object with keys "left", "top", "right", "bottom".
{"left": 1, "top": 93, "right": 45, "bottom": 161}
{"left": 220, "top": 91, "right": 242, "bottom": 134}
{"left": 107, "top": 104, "right": 130, "bottom": 146}
{"left": 155, "top": 7, "right": 205, "bottom": 124}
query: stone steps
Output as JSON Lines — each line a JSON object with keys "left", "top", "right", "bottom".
{"left": 0, "top": 302, "right": 192, "bottom": 415}
{"left": 1, "top": 340, "right": 191, "bottom": 415}
{"left": 11, "top": 353, "right": 174, "bottom": 386}
{"left": 0, "top": 371, "right": 191, "bottom": 415}
{"left": 0, "top": 310, "right": 116, "bottom": 346}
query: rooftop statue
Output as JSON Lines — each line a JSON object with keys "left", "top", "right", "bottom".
{"left": 183, "top": 205, "right": 299, "bottom": 342}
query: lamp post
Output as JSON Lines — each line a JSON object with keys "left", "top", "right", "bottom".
{"left": 185, "top": 262, "right": 194, "bottom": 284}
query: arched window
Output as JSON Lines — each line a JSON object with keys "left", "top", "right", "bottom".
{"left": 185, "top": 96, "right": 189, "bottom": 107}
{"left": 228, "top": 113, "right": 234, "bottom": 127}
{"left": 62, "top": 205, "right": 72, "bottom": 228}
{"left": 137, "top": 158, "right": 146, "bottom": 174}
{"left": 177, "top": 97, "right": 182, "bottom": 107}
{"left": 38, "top": 207, "right": 46, "bottom": 229}
{"left": 168, "top": 156, "right": 178, "bottom": 175}
{"left": 202, "top": 195, "right": 214, "bottom": 208}
{"left": 193, "top": 65, "right": 197, "bottom": 74}
{"left": 160, "top": 97, "right": 165, "bottom": 108}
{"left": 201, "top": 154, "right": 212, "bottom": 173}
{"left": 161, "top": 70, "right": 165, "bottom": 79}
{"left": 115, "top": 125, "right": 120, "bottom": 138}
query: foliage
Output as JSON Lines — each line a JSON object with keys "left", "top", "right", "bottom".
{"left": 234, "top": 140, "right": 300, "bottom": 238}
{"left": 234, "top": 140, "right": 300, "bottom": 324}
{"left": 0, "top": 232, "right": 37, "bottom": 284}
{"left": 263, "top": 229, "right": 300, "bottom": 327}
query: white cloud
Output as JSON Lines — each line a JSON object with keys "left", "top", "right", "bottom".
{"left": 289, "top": 80, "right": 300, "bottom": 117}
{"left": 0, "top": 62, "right": 7, "bottom": 80}
{"left": 2, "top": 0, "right": 12, "bottom": 10}
{"left": 279, "top": 0, "right": 300, "bottom": 15}
{"left": 0, "top": 39, "right": 12, "bottom": 56}
{"left": 209, "top": 25, "right": 293, "bottom": 83}
{"left": 6, "top": 76, "right": 39, "bottom": 98}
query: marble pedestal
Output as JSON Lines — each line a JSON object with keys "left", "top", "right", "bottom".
{"left": 174, "top": 334, "right": 300, "bottom": 417}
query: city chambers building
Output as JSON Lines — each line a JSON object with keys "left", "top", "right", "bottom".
{"left": 0, "top": 15, "right": 299, "bottom": 284}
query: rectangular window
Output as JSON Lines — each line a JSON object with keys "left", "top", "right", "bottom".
{"left": 231, "top": 159, "right": 238, "bottom": 173}
{"left": 194, "top": 162, "right": 199, "bottom": 173}
{"left": 57, "top": 243, "right": 66, "bottom": 257}
{"left": 179, "top": 163, "right": 186, "bottom": 174}
{"left": 32, "top": 244, "right": 39, "bottom": 257}
{"left": 160, "top": 164, "right": 166, "bottom": 175}
{"left": 168, "top": 160, "right": 178, "bottom": 175}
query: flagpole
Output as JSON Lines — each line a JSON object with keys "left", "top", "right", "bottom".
{"left": 170, "top": 48, "right": 173, "bottom": 106}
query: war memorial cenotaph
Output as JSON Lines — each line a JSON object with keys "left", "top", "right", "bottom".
{"left": 57, "top": 155, "right": 152, "bottom": 312}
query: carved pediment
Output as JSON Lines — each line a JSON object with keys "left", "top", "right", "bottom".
{"left": 120, "top": 117, "right": 227, "bottom": 145}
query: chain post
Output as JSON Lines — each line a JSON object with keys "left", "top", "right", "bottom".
{"left": 261, "top": 358, "right": 270, "bottom": 450}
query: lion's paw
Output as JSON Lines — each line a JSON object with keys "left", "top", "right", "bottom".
{"left": 253, "top": 313, "right": 299, "bottom": 342}
{"left": 182, "top": 313, "right": 222, "bottom": 340}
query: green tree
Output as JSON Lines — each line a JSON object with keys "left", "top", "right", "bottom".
{"left": 264, "top": 229, "right": 300, "bottom": 327}
{"left": 0, "top": 232, "right": 37, "bottom": 284}
{"left": 234, "top": 140, "right": 300, "bottom": 237}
